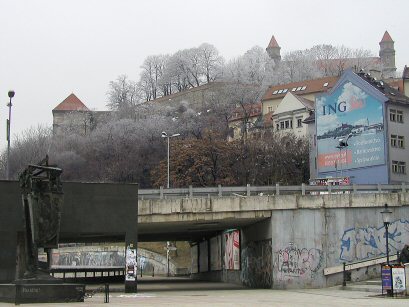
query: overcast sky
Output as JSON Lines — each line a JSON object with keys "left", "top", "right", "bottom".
{"left": 1, "top": 0, "right": 408, "bottom": 150}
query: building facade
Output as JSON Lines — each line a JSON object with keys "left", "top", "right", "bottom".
{"left": 272, "top": 92, "right": 313, "bottom": 138}
{"left": 52, "top": 93, "right": 109, "bottom": 135}
{"left": 308, "top": 69, "right": 409, "bottom": 184}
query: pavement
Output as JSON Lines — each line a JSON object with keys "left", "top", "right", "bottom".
{"left": 1, "top": 277, "right": 408, "bottom": 306}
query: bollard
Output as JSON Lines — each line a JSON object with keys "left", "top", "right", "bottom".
{"left": 140, "top": 266, "right": 143, "bottom": 278}
{"left": 15, "top": 284, "right": 21, "bottom": 305}
{"left": 342, "top": 262, "right": 346, "bottom": 287}
{"left": 104, "top": 284, "right": 109, "bottom": 303}
{"left": 152, "top": 267, "right": 155, "bottom": 277}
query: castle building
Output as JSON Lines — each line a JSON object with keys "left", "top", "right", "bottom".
{"left": 379, "top": 31, "right": 397, "bottom": 78}
{"left": 52, "top": 93, "right": 109, "bottom": 136}
{"left": 266, "top": 31, "right": 397, "bottom": 79}
{"left": 265, "top": 35, "right": 281, "bottom": 65}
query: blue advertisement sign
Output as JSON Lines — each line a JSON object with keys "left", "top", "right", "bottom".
{"left": 382, "top": 266, "right": 392, "bottom": 290}
{"left": 316, "top": 81, "right": 385, "bottom": 173}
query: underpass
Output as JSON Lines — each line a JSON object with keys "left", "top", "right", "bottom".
{"left": 1, "top": 180, "right": 409, "bottom": 292}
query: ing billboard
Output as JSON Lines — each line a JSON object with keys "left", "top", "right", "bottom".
{"left": 316, "top": 81, "right": 386, "bottom": 174}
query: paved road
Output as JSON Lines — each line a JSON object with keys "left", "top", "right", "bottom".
{"left": 1, "top": 277, "right": 407, "bottom": 306}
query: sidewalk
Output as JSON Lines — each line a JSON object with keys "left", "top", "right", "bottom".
{"left": 0, "top": 278, "right": 407, "bottom": 306}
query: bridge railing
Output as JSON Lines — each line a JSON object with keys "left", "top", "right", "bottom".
{"left": 138, "top": 183, "right": 408, "bottom": 199}
{"left": 324, "top": 253, "right": 400, "bottom": 287}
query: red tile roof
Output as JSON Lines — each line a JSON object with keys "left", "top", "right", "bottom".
{"left": 380, "top": 31, "right": 393, "bottom": 43}
{"left": 229, "top": 102, "right": 262, "bottom": 122}
{"left": 53, "top": 93, "right": 89, "bottom": 111}
{"left": 267, "top": 35, "right": 280, "bottom": 48}
{"left": 385, "top": 79, "right": 404, "bottom": 94}
{"left": 262, "top": 76, "right": 339, "bottom": 101}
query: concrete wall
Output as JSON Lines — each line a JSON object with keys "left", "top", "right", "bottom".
{"left": 50, "top": 245, "right": 176, "bottom": 276}
{"left": 271, "top": 205, "right": 409, "bottom": 289}
{"left": 189, "top": 193, "right": 409, "bottom": 289}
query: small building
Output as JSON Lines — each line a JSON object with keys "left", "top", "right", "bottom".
{"left": 261, "top": 76, "right": 338, "bottom": 116}
{"left": 308, "top": 69, "right": 409, "bottom": 184}
{"left": 228, "top": 102, "right": 262, "bottom": 141}
{"left": 272, "top": 92, "right": 314, "bottom": 138}
{"left": 52, "top": 93, "right": 109, "bottom": 135}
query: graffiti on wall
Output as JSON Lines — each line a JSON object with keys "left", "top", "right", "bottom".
{"left": 340, "top": 219, "right": 409, "bottom": 262}
{"left": 52, "top": 251, "right": 125, "bottom": 267}
{"left": 241, "top": 240, "right": 272, "bottom": 288}
{"left": 274, "top": 245, "right": 323, "bottom": 280}
{"left": 224, "top": 230, "right": 240, "bottom": 270}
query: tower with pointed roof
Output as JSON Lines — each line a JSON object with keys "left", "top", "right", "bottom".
{"left": 379, "top": 31, "right": 396, "bottom": 78}
{"left": 266, "top": 35, "right": 281, "bottom": 64}
{"left": 52, "top": 93, "right": 92, "bottom": 135}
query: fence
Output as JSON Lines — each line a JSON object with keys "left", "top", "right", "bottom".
{"left": 138, "top": 183, "right": 408, "bottom": 199}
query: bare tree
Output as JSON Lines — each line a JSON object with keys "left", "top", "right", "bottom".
{"left": 107, "top": 75, "right": 141, "bottom": 114}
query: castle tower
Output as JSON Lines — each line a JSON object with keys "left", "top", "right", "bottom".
{"left": 266, "top": 35, "right": 281, "bottom": 64}
{"left": 379, "top": 31, "right": 396, "bottom": 78}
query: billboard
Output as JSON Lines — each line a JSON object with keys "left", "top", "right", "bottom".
{"left": 316, "top": 81, "right": 385, "bottom": 174}
{"left": 125, "top": 246, "right": 137, "bottom": 281}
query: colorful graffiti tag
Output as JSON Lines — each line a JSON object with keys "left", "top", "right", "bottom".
{"left": 340, "top": 219, "right": 409, "bottom": 262}
{"left": 274, "top": 245, "right": 323, "bottom": 280}
{"left": 224, "top": 230, "right": 240, "bottom": 270}
{"left": 241, "top": 240, "right": 272, "bottom": 288}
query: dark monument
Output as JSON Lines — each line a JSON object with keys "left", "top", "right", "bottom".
{"left": 0, "top": 156, "right": 85, "bottom": 303}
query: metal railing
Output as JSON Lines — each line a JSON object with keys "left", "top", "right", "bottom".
{"left": 138, "top": 183, "right": 408, "bottom": 199}
{"left": 324, "top": 253, "right": 400, "bottom": 286}
{"left": 49, "top": 266, "right": 124, "bottom": 281}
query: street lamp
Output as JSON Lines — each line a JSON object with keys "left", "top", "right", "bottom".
{"left": 161, "top": 131, "right": 180, "bottom": 189}
{"left": 6, "top": 90, "right": 15, "bottom": 180}
{"left": 336, "top": 133, "right": 352, "bottom": 179}
{"left": 381, "top": 203, "right": 393, "bottom": 265}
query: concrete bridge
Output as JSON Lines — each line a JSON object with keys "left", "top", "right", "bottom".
{"left": 138, "top": 184, "right": 409, "bottom": 289}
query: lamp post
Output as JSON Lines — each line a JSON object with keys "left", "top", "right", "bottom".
{"left": 6, "top": 90, "right": 15, "bottom": 180}
{"left": 336, "top": 133, "right": 352, "bottom": 179}
{"left": 381, "top": 203, "right": 392, "bottom": 265}
{"left": 161, "top": 131, "right": 180, "bottom": 189}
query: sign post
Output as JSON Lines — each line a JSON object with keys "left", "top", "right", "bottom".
{"left": 381, "top": 265, "right": 392, "bottom": 296}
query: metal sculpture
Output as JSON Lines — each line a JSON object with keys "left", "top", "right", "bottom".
{"left": 18, "top": 155, "right": 63, "bottom": 279}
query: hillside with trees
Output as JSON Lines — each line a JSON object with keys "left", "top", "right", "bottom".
{"left": 0, "top": 41, "right": 376, "bottom": 187}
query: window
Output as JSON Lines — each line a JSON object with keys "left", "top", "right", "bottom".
{"left": 301, "top": 86, "right": 307, "bottom": 90}
{"left": 297, "top": 118, "right": 303, "bottom": 128}
{"left": 273, "top": 90, "right": 278, "bottom": 95}
{"left": 397, "top": 110, "right": 404, "bottom": 123}
{"left": 292, "top": 87, "right": 296, "bottom": 92}
{"left": 392, "top": 161, "right": 406, "bottom": 174}
{"left": 323, "top": 82, "right": 329, "bottom": 87}
{"left": 296, "top": 86, "right": 302, "bottom": 91}
{"left": 278, "top": 89, "right": 283, "bottom": 94}
{"left": 279, "top": 120, "right": 293, "bottom": 130}
{"left": 391, "top": 134, "right": 397, "bottom": 147}
{"left": 283, "top": 89, "right": 288, "bottom": 93}
{"left": 268, "top": 106, "right": 273, "bottom": 112}
{"left": 390, "top": 109, "right": 396, "bottom": 122}
{"left": 276, "top": 123, "right": 279, "bottom": 130}
{"left": 398, "top": 136, "right": 405, "bottom": 148}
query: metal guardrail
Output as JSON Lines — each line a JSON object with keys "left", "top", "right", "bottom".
{"left": 138, "top": 183, "right": 408, "bottom": 199}
{"left": 324, "top": 253, "right": 400, "bottom": 287}
{"left": 50, "top": 266, "right": 124, "bottom": 281}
